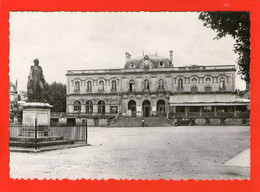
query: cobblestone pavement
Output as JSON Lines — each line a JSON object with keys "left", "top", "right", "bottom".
{"left": 10, "top": 126, "right": 250, "bottom": 180}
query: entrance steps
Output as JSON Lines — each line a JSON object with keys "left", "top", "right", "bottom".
{"left": 110, "top": 116, "right": 172, "bottom": 127}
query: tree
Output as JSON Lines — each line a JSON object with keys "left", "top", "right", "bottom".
{"left": 44, "top": 82, "right": 66, "bottom": 112}
{"left": 199, "top": 12, "right": 250, "bottom": 83}
{"left": 18, "top": 90, "right": 28, "bottom": 101}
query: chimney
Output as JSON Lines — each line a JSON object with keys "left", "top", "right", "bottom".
{"left": 125, "top": 52, "right": 131, "bottom": 62}
{"left": 169, "top": 50, "right": 173, "bottom": 64}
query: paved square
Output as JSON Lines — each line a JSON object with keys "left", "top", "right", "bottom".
{"left": 10, "top": 126, "right": 250, "bottom": 180}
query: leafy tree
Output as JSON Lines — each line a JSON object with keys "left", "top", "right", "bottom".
{"left": 18, "top": 90, "right": 28, "bottom": 101}
{"left": 199, "top": 12, "right": 250, "bottom": 83}
{"left": 44, "top": 82, "right": 66, "bottom": 112}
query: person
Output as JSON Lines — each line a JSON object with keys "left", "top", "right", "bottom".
{"left": 142, "top": 119, "right": 145, "bottom": 127}
{"left": 27, "top": 58, "right": 46, "bottom": 101}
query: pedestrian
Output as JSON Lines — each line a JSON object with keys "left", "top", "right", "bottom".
{"left": 142, "top": 119, "right": 145, "bottom": 127}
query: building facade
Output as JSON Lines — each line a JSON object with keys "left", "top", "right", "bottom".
{"left": 9, "top": 81, "right": 18, "bottom": 123}
{"left": 65, "top": 51, "right": 250, "bottom": 126}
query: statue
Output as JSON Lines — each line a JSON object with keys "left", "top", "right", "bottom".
{"left": 27, "top": 58, "right": 47, "bottom": 102}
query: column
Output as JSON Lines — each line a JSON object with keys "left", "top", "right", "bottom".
{"left": 81, "top": 104, "right": 86, "bottom": 113}
{"left": 93, "top": 104, "right": 98, "bottom": 115}
{"left": 105, "top": 104, "right": 110, "bottom": 115}
{"left": 152, "top": 101, "right": 156, "bottom": 116}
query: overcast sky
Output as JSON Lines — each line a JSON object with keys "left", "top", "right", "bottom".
{"left": 9, "top": 12, "right": 246, "bottom": 91}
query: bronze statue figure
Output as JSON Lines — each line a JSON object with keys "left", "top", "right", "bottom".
{"left": 27, "top": 58, "right": 47, "bottom": 102}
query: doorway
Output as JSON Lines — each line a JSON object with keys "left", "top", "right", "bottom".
{"left": 128, "top": 100, "right": 137, "bottom": 117}
{"left": 142, "top": 100, "right": 151, "bottom": 117}
{"left": 157, "top": 100, "right": 166, "bottom": 116}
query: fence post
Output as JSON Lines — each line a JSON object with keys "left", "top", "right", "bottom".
{"left": 85, "top": 119, "right": 88, "bottom": 144}
{"left": 35, "top": 118, "right": 38, "bottom": 150}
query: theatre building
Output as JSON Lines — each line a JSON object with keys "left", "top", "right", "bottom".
{"left": 63, "top": 51, "right": 250, "bottom": 126}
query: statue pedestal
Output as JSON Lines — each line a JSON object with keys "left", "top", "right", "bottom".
{"left": 22, "top": 102, "right": 52, "bottom": 126}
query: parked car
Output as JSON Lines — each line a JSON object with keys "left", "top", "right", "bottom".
{"left": 174, "top": 118, "right": 194, "bottom": 126}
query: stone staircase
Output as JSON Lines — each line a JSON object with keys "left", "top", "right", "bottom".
{"left": 110, "top": 116, "right": 172, "bottom": 127}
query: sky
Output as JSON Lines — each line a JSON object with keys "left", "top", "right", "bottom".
{"left": 9, "top": 12, "right": 246, "bottom": 91}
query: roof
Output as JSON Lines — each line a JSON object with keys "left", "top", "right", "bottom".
{"left": 125, "top": 54, "right": 173, "bottom": 69}
{"left": 169, "top": 94, "right": 250, "bottom": 106}
{"left": 10, "top": 81, "right": 15, "bottom": 87}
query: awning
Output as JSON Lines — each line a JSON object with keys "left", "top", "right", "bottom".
{"left": 169, "top": 94, "right": 250, "bottom": 106}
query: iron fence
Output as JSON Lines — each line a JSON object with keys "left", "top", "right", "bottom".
{"left": 9, "top": 122, "right": 88, "bottom": 149}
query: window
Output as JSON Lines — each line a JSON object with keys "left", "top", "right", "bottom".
{"left": 158, "top": 79, "right": 164, "bottom": 89}
{"left": 203, "top": 106, "right": 213, "bottom": 112}
{"left": 205, "top": 77, "right": 212, "bottom": 88}
{"left": 130, "top": 62, "right": 135, "bottom": 68}
{"left": 191, "top": 78, "right": 198, "bottom": 88}
{"left": 177, "top": 78, "right": 183, "bottom": 89}
{"left": 86, "top": 100, "right": 93, "bottom": 113}
{"left": 144, "top": 79, "right": 150, "bottom": 90}
{"left": 86, "top": 81, "right": 92, "bottom": 91}
{"left": 111, "top": 80, "right": 117, "bottom": 91}
{"left": 74, "top": 81, "right": 80, "bottom": 92}
{"left": 159, "top": 61, "right": 164, "bottom": 67}
{"left": 99, "top": 80, "right": 104, "bottom": 91}
{"left": 129, "top": 80, "right": 135, "bottom": 93}
{"left": 219, "top": 77, "right": 226, "bottom": 89}
{"left": 73, "top": 100, "right": 81, "bottom": 112}
{"left": 110, "top": 106, "right": 118, "bottom": 114}
{"left": 98, "top": 100, "right": 105, "bottom": 114}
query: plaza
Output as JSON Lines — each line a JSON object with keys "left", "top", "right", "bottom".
{"left": 10, "top": 125, "right": 250, "bottom": 180}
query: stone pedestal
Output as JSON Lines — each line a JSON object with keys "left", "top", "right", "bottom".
{"left": 22, "top": 102, "right": 52, "bottom": 126}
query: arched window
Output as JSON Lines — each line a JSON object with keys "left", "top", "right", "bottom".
{"left": 74, "top": 81, "right": 80, "bottom": 92}
{"left": 219, "top": 77, "right": 226, "bottom": 89}
{"left": 178, "top": 78, "right": 183, "bottom": 89}
{"left": 159, "top": 61, "right": 164, "bottom": 67}
{"left": 86, "top": 81, "right": 92, "bottom": 91}
{"left": 111, "top": 80, "right": 117, "bottom": 91}
{"left": 205, "top": 77, "right": 211, "bottom": 88}
{"left": 98, "top": 100, "right": 105, "bottom": 114}
{"left": 158, "top": 79, "right": 164, "bottom": 89}
{"left": 73, "top": 100, "right": 81, "bottom": 112}
{"left": 191, "top": 78, "right": 198, "bottom": 87}
{"left": 144, "top": 79, "right": 150, "bottom": 90}
{"left": 86, "top": 100, "right": 93, "bottom": 114}
{"left": 99, "top": 80, "right": 104, "bottom": 91}
{"left": 129, "top": 80, "right": 135, "bottom": 93}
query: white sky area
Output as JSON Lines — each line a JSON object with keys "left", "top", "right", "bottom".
{"left": 9, "top": 12, "right": 246, "bottom": 91}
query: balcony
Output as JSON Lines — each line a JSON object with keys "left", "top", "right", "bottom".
{"left": 142, "top": 89, "right": 150, "bottom": 93}
{"left": 191, "top": 86, "right": 198, "bottom": 92}
{"left": 110, "top": 89, "right": 118, "bottom": 93}
{"left": 128, "top": 89, "right": 136, "bottom": 93}
{"left": 204, "top": 86, "right": 212, "bottom": 92}
{"left": 98, "top": 89, "right": 105, "bottom": 93}
{"left": 176, "top": 87, "right": 184, "bottom": 92}
{"left": 74, "top": 89, "right": 80, "bottom": 93}
{"left": 219, "top": 87, "right": 226, "bottom": 91}
{"left": 157, "top": 88, "right": 165, "bottom": 93}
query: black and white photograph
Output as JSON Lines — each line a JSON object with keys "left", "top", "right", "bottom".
{"left": 9, "top": 12, "right": 250, "bottom": 180}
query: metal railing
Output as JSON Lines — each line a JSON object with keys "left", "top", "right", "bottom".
{"left": 9, "top": 120, "right": 88, "bottom": 150}
{"left": 168, "top": 111, "right": 250, "bottom": 119}
{"left": 51, "top": 112, "right": 118, "bottom": 118}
